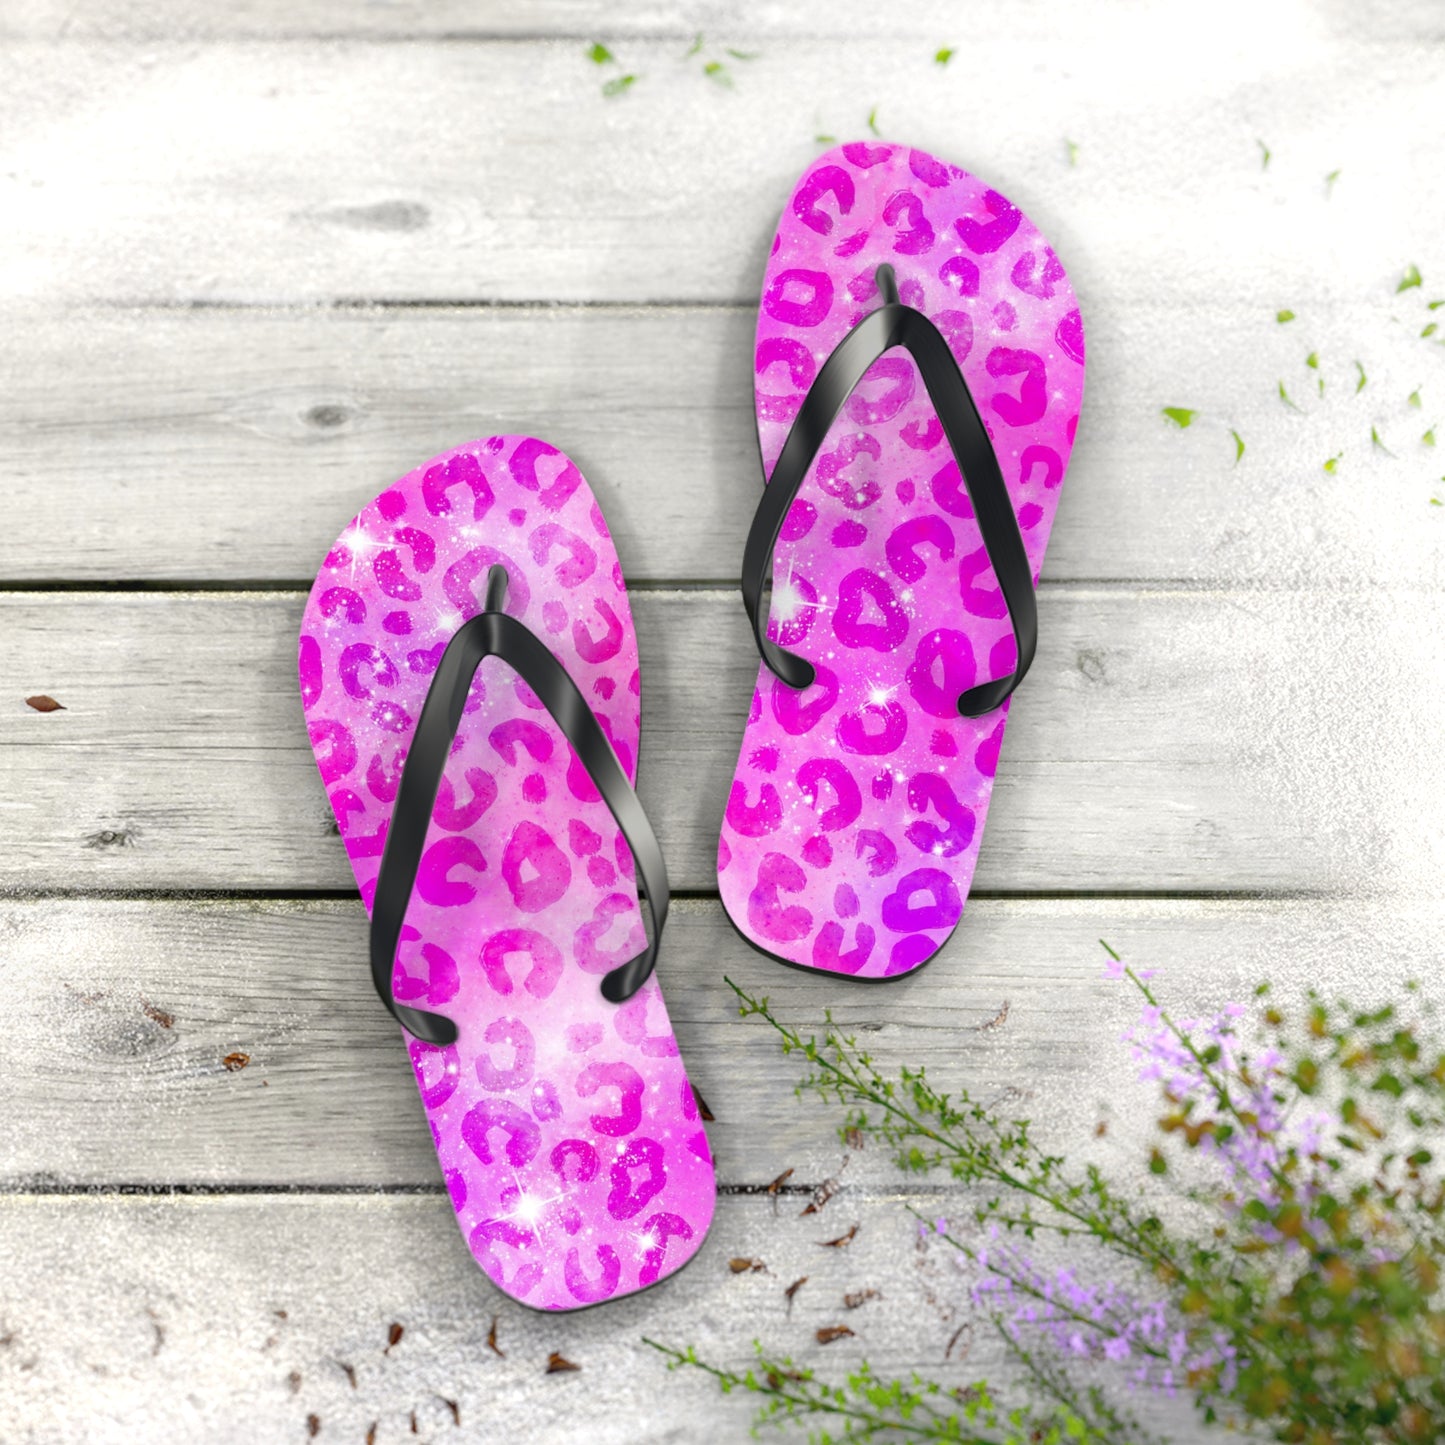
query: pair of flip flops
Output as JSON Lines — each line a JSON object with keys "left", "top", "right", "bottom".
{"left": 299, "top": 143, "right": 1084, "bottom": 1310}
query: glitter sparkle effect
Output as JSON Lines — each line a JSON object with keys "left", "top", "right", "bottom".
{"left": 301, "top": 435, "right": 716, "bottom": 1309}
{"left": 720, "top": 141, "right": 1083, "bottom": 980}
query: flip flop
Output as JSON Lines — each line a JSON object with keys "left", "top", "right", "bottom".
{"left": 718, "top": 142, "right": 1085, "bottom": 979}
{"left": 300, "top": 435, "right": 716, "bottom": 1308}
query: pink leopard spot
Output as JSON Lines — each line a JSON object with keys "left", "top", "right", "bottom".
{"left": 566, "top": 1023, "right": 604, "bottom": 1053}
{"left": 501, "top": 821, "right": 571, "bottom": 912}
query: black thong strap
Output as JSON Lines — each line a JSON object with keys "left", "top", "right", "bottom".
{"left": 368, "top": 564, "right": 669, "bottom": 1044}
{"left": 741, "top": 263, "right": 1037, "bottom": 718}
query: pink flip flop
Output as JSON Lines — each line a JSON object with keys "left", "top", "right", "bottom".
{"left": 300, "top": 436, "right": 716, "bottom": 1308}
{"left": 718, "top": 142, "right": 1085, "bottom": 980}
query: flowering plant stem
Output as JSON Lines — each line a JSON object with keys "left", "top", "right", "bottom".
{"left": 725, "top": 974, "right": 1183, "bottom": 1274}
{"left": 651, "top": 957, "right": 1445, "bottom": 1443}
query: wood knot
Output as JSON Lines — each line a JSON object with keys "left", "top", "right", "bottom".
{"left": 1075, "top": 648, "right": 1108, "bottom": 685}
{"left": 304, "top": 403, "right": 350, "bottom": 430}
{"left": 312, "top": 200, "right": 430, "bottom": 233}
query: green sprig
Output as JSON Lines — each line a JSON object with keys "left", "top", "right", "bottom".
{"left": 645, "top": 1341, "right": 1102, "bottom": 1444}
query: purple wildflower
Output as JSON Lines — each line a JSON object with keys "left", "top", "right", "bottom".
{"left": 1118, "top": 990, "right": 1332, "bottom": 1210}
{"left": 970, "top": 1230, "right": 1238, "bottom": 1397}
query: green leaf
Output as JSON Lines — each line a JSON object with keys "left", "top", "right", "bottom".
{"left": 1398, "top": 263, "right": 1423, "bottom": 292}
{"left": 814, "top": 133, "right": 837, "bottom": 145}
{"left": 1276, "top": 309, "right": 1295, "bottom": 323}
{"left": 1324, "top": 453, "right": 1341, "bottom": 474}
{"left": 1425, "top": 429, "right": 1437, "bottom": 447}
{"left": 1306, "top": 351, "right": 1319, "bottom": 369}
{"left": 1065, "top": 138, "right": 1079, "bottom": 167}
{"left": 1231, "top": 429, "right": 1246, "bottom": 464}
{"left": 1423, "top": 322, "right": 1439, "bottom": 339}
{"left": 1431, "top": 299, "right": 1445, "bottom": 310}
{"left": 867, "top": 107, "right": 881, "bottom": 136}
{"left": 935, "top": 46, "right": 954, "bottom": 65}
{"left": 1354, "top": 360, "right": 1368, "bottom": 393}
{"left": 1278, "top": 380, "right": 1302, "bottom": 412}
{"left": 1258, "top": 138, "right": 1271, "bottom": 170}
{"left": 1161, "top": 406, "right": 1197, "bottom": 429}
{"left": 1409, "top": 387, "right": 1423, "bottom": 408}
{"left": 601, "top": 73, "right": 637, "bottom": 97}
{"left": 703, "top": 60, "right": 733, "bottom": 86}
{"left": 725, "top": 48, "right": 759, "bottom": 60}
{"left": 587, "top": 41, "right": 614, "bottom": 64}
{"left": 1325, "top": 168, "right": 1341, "bottom": 196}
{"left": 684, "top": 32, "right": 703, "bottom": 57}
{"left": 1372, "top": 424, "right": 1393, "bottom": 454}
{"left": 1149, "top": 1148, "right": 1168, "bottom": 1175}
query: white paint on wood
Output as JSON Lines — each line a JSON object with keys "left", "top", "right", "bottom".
{"left": 3, "top": 0, "right": 1439, "bottom": 43}
{"left": 2, "top": 302, "right": 1441, "bottom": 589}
{"left": 0, "top": 0, "right": 1022, "bottom": 40}
{"left": 8, "top": 587, "right": 1445, "bottom": 893}
{"left": 1, "top": 896, "right": 1436, "bottom": 1190}
{"left": 0, "top": 26, "right": 1440, "bottom": 308}
{"left": 0, "top": 1190, "right": 1217, "bottom": 1443}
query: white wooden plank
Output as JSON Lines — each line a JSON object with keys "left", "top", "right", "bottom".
{"left": 3, "top": 301, "right": 1440, "bottom": 588}
{"left": 0, "top": 0, "right": 985, "bottom": 41}
{"left": 1, "top": 31, "right": 1441, "bottom": 307}
{"left": 0, "top": 1190, "right": 1207, "bottom": 1444}
{"left": 2, "top": 895, "right": 1438, "bottom": 1190}
{"left": 2, "top": 0, "right": 1439, "bottom": 43}
{"left": 8, "top": 586, "right": 1445, "bottom": 895}
{"left": 0, "top": 306, "right": 759, "bottom": 586}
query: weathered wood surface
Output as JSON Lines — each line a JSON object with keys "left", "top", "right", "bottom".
{"left": 4, "top": 4, "right": 1443, "bottom": 1441}
{"left": 3, "top": 301, "right": 1440, "bottom": 588}
{"left": 0, "top": 0, "right": 1040, "bottom": 40}
{"left": 0, "top": 1190, "right": 1060, "bottom": 1445}
{"left": 1, "top": 895, "right": 1434, "bottom": 1191}
{"left": 2, "top": 33, "right": 1441, "bottom": 309}
{"left": 4, "top": 0, "right": 1441, "bottom": 42}
{"left": 10, "top": 586, "right": 1445, "bottom": 895}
